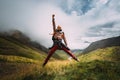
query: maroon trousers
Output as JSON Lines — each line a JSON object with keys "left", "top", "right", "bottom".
{"left": 43, "top": 45, "right": 78, "bottom": 66}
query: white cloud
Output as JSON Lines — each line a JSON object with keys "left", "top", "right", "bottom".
{"left": 0, "top": 0, "right": 120, "bottom": 49}
{"left": 99, "top": 0, "right": 109, "bottom": 4}
{"left": 67, "top": 0, "right": 75, "bottom": 10}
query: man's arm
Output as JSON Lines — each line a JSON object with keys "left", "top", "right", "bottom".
{"left": 63, "top": 32, "right": 68, "bottom": 46}
{"left": 52, "top": 14, "right": 56, "bottom": 33}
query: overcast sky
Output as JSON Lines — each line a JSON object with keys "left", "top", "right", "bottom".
{"left": 0, "top": 0, "right": 120, "bottom": 49}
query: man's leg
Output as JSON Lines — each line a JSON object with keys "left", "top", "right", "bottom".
{"left": 43, "top": 45, "right": 58, "bottom": 67}
{"left": 62, "top": 47, "right": 79, "bottom": 62}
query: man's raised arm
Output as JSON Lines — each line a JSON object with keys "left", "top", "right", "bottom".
{"left": 52, "top": 14, "right": 56, "bottom": 33}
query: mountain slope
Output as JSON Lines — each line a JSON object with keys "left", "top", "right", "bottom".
{"left": 0, "top": 35, "right": 47, "bottom": 61}
{"left": 0, "top": 30, "right": 62, "bottom": 60}
{"left": 83, "top": 36, "right": 120, "bottom": 53}
{"left": 79, "top": 46, "right": 120, "bottom": 62}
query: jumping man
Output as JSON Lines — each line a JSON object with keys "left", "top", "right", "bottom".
{"left": 43, "top": 14, "right": 79, "bottom": 67}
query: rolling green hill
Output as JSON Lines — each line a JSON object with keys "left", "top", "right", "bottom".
{"left": 1, "top": 45, "right": 120, "bottom": 80}
{"left": 37, "top": 46, "right": 120, "bottom": 80}
{"left": 0, "top": 36, "right": 47, "bottom": 61}
{"left": 79, "top": 46, "right": 120, "bottom": 62}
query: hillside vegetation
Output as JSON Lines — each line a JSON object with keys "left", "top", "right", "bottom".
{"left": 0, "top": 45, "right": 120, "bottom": 80}
{"left": 0, "top": 36, "right": 47, "bottom": 61}
{"left": 38, "top": 46, "right": 120, "bottom": 80}
{"left": 79, "top": 46, "right": 120, "bottom": 62}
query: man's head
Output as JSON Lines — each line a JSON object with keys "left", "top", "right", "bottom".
{"left": 57, "top": 25, "right": 62, "bottom": 31}
{"left": 56, "top": 25, "right": 62, "bottom": 32}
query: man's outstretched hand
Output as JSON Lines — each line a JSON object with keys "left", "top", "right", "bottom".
{"left": 52, "top": 14, "right": 55, "bottom": 19}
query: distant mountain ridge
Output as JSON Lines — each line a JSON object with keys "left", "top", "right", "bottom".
{"left": 83, "top": 36, "right": 120, "bottom": 53}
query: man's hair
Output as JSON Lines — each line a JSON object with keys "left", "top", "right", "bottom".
{"left": 57, "top": 25, "right": 62, "bottom": 30}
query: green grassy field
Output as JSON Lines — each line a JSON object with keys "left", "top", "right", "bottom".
{"left": 0, "top": 36, "right": 120, "bottom": 80}
{"left": 0, "top": 46, "right": 120, "bottom": 80}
